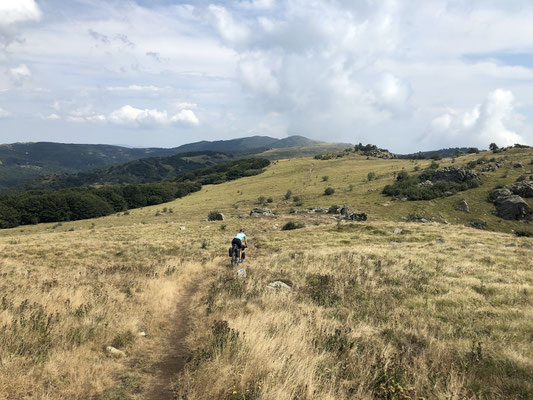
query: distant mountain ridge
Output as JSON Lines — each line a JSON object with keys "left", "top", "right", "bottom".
{"left": 0, "top": 135, "right": 324, "bottom": 191}
{"left": 20, "top": 151, "right": 233, "bottom": 191}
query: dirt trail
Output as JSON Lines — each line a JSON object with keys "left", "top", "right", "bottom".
{"left": 146, "top": 279, "right": 200, "bottom": 400}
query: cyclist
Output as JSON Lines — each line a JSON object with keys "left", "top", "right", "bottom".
{"left": 232, "top": 228, "right": 248, "bottom": 261}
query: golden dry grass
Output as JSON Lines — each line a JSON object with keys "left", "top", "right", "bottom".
{"left": 0, "top": 148, "right": 532, "bottom": 399}
{"left": 177, "top": 221, "right": 533, "bottom": 399}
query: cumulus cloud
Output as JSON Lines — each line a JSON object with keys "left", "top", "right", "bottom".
{"left": 107, "top": 105, "right": 199, "bottom": 127}
{"left": 0, "top": 0, "right": 41, "bottom": 46}
{"left": 171, "top": 109, "right": 199, "bottom": 125}
{"left": 428, "top": 89, "right": 524, "bottom": 148}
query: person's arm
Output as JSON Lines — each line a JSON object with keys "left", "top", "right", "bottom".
{"left": 244, "top": 237, "right": 248, "bottom": 247}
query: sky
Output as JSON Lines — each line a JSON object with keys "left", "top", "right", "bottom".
{"left": 0, "top": 0, "right": 532, "bottom": 152}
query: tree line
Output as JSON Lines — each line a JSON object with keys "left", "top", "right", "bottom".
{"left": 0, "top": 158, "right": 270, "bottom": 229}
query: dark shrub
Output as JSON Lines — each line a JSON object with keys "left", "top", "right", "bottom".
{"left": 324, "top": 187, "right": 335, "bottom": 196}
{"left": 282, "top": 221, "right": 305, "bottom": 230}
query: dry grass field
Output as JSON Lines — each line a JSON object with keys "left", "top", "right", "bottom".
{"left": 0, "top": 148, "right": 532, "bottom": 399}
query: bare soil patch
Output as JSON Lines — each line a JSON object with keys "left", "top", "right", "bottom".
{"left": 145, "top": 279, "right": 200, "bottom": 400}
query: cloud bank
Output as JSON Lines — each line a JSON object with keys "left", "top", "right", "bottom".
{"left": 0, "top": 1, "right": 532, "bottom": 149}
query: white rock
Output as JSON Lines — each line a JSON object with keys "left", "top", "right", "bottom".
{"left": 179, "top": 226, "right": 186, "bottom": 230}
{"left": 267, "top": 281, "right": 291, "bottom": 290}
{"left": 393, "top": 228, "right": 403, "bottom": 235}
{"left": 106, "top": 346, "right": 126, "bottom": 357}
{"left": 137, "top": 332, "right": 146, "bottom": 337}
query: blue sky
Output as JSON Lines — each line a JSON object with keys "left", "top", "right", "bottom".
{"left": 0, "top": 0, "right": 532, "bottom": 152}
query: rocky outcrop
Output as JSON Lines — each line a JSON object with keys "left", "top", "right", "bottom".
{"left": 493, "top": 195, "right": 532, "bottom": 220}
{"left": 455, "top": 199, "right": 470, "bottom": 213}
{"left": 488, "top": 188, "right": 512, "bottom": 202}
{"left": 433, "top": 167, "right": 481, "bottom": 186}
{"left": 250, "top": 208, "right": 274, "bottom": 217}
{"left": 509, "top": 181, "right": 533, "bottom": 198}
{"left": 480, "top": 161, "right": 504, "bottom": 172}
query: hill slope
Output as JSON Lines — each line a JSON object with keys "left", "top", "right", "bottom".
{"left": 0, "top": 147, "right": 531, "bottom": 399}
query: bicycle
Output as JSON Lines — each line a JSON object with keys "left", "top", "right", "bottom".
{"left": 229, "top": 244, "right": 246, "bottom": 267}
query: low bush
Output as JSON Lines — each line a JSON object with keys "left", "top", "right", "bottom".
{"left": 282, "top": 221, "right": 305, "bottom": 231}
{"left": 324, "top": 187, "right": 335, "bottom": 196}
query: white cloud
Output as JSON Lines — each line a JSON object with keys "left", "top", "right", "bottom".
{"left": 2, "top": 0, "right": 533, "bottom": 149}
{"left": 477, "top": 89, "right": 523, "bottom": 146}
{"left": 43, "top": 113, "right": 60, "bottom": 120}
{"left": 171, "top": 109, "right": 199, "bottom": 126}
{"left": 0, "top": 107, "right": 11, "bottom": 118}
{"left": 0, "top": 0, "right": 41, "bottom": 47}
{"left": 208, "top": 5, "right": 249, "bottom": 45}
{"left": 431, "top": 114, "right": 452, "bottom": 132}
{"left": 375, "top": 73, "right": 411, "bottom": 108}
{"left": 0, "top": 0, "right": 41, "bottom": 29}
{"left": 107, "top": 105, "right": 199, "bottom": 127}
{"left": 9, "top": 63, "right": 31, "bottom": 85}
{"left": 106, "top": 85, "right": 165, "bottom": 92}
{"left": 108, "top": 105, "right": 168, "bottom": 126}
{"left": 428, "top": 89, "right": 524, "bottom": 148}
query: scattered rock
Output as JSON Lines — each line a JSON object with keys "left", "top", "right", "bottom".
{"left": 328, "top": 205, "right": 341, "bottom": 214}
{"left": 509, "top": 181, "right": 533, "bottom": 198}
{"left": 505, "top": 243, "right": 517, "bottom": 247}
{"left": 340, "top": 205, "right": 351, "bottom": 217}
{"left": 406, "top": 214, "right": 429, "bottom": 223}
{"left": 437, "top": 238, "right": 446, "bottom": 243}
{"left": 513, "top": 163, "right": 524, "bottom": 168}
{"left": 237, "top": 268, "right": 246, "bottom": 278}
{"left": 138, "top": 332, "right": 147, "bottom": 337}
{"left": 178, "top": 226, "right": 186, "bottom": 230}
{"left": 493, "top": 195, "right": 532, "bottom": 220}
{"left": 381, "top": 202, "right": 391, "bottom": 207}
{"left": 393, "top": 228, "right": 403, "bottom": 235}
{"left": 346, "top": 212, "right": 367, "bottom": 221}
{"left": 469, "top": 220, "right": 487, "bottom": 230}
{"left": 106, "top": 346, "right": 126, "bottom": 357}
{"left": 521, "top": 243, "right": 533, "bottom": 249}
{"left": 455, "top": 199, "right": 470, "bottom": 213}
{"left": 267, "top": 281, "right": 291, "bottom": 290}
{"left": 250, "top": 208, "right": 273, "bottom": 217}
{"left": 238, "top": 214, "right": 249, "bottom": 219}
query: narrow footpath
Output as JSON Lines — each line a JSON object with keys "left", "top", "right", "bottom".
{"left": 146, "top": 279, "right": 200, "bottom": 400}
